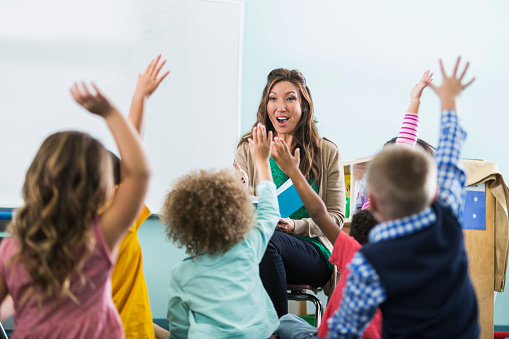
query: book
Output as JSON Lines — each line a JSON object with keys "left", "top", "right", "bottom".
{"left": 251, "top": 179, "right": 304, "bottom": 218}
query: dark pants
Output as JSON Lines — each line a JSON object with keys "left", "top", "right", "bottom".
{"left": 259, "top": 231, "right": 332, "bottom": 318}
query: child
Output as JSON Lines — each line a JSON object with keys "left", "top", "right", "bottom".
{"left": 160, "top": 123, "right": 280, "bottom": 338}
{"left": 110, "top": 54, "right": 170, "bottom": 339}
{"left": 361, "top": 70, "right": 434, "bottom": 211}
{"left": 327, "top": 57, "right": 479, "bottom": 338}
{"left": 270, "top": 138, "right": 381, "bottom": 339}
{"left": 0, "top": 82, "right": 150, "bottom": 338}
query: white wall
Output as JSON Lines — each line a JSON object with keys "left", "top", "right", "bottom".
{"left": 0, "top": 0, "right": 243, "bottom": 213}
{"left": 240, "top": 0, "right": 509, "bottom": 175}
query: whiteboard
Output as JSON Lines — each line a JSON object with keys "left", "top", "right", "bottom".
{"left": 0, "top": 0, "right": 243, "bottom": 213}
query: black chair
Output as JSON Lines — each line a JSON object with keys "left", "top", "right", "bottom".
{"left": 286, "top": 283, "right": 324, "bottom": 327}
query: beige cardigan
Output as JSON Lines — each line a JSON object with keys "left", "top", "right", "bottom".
{"left": 235, "top": 137, "right": 346, "bottom": 296}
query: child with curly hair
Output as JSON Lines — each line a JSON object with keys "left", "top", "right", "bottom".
{"left": 160, "top": 123, "right": 281, "bottom": 338}
{"left": 0, "top": 82, "right": 150, "bottom": 338}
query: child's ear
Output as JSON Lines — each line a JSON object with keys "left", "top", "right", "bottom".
{"left": 367, "top": 192, "right": 377, "bottom": 212}
{"left": 367, "top": 192, "right": 382, "bottom": 222}
{"left": 432, "top": 187, "right": 439, "bottom": 203}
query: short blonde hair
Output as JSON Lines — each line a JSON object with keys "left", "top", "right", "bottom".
{"left": 367, "top": 144, "right": 437, "bottom": 219}
{"left": 160, "top": 169, "right": 255, "bottom": 256}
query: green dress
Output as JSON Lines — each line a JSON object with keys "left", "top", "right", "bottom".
{"left": 269, "top": 158, "right": 333, "bottom": 270}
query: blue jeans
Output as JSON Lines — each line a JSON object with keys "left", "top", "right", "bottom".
{"left": 275, "top": 314, "right": 319, "bottom": 339}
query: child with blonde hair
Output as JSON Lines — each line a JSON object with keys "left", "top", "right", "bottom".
{"left": 160, "top": 123, "right": 280, "bottom": 338}
{"left": 0, "top": 82, "right": 150, "bottom": 338}
{"left": 327, "top": 57, "right": 479, "bottom": 338}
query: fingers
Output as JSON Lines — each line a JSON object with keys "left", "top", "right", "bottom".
{"left": 425, "top": 71, "right": 433, "bottom": 84}
{"left": 71, "top": 82, "right": 93, "bottom": 104}
{"left": 252, "top": 123, "right": 270, "bottom": 145}
{"left": 439, "top": 59, "right": 446, "bottom": 78}
{"left": 144, "top": 57, "right": 156, "bottom": 75}
{"left": 259, "top": 123, "right": 267, "bottom": 143}
{"left": 150, "top": 54, "right": 162, "bottom": 76}
{"left": 458, "top": 61, "right": 469, "bottom": 82}
{"left": 421, "top": 70, "right": 429, "bottom": 81}
{"left": 90, "top": 82, "right": 103, "bottom": 98}
{"left": 253, "top": 124, "right": 261, "bottom": 144}
{"left": 157, "top": 70, "right": 171, "bottom": 85}
{"left": 452, "top": 56, "right": 461, "bottom": 78}
{"left": 294, "top": 148, "right": 301, "bottom": 164}
{"left": 81, "top": 81, "right": 91, "bottom": 97}
{"left": 462, "top": 77, "right": 476, "bottom": 90}
{"left": 70, "top": 84, "right": 81, "bottom": 104}
{"left": 153, "top": 57, "right": 166, "bottom": 77}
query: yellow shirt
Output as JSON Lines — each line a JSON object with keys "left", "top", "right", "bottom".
{"left": 112, "top": 205, "right": 154, "bottom": 339}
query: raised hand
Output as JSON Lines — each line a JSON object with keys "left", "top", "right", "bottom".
{"left": 272, "top": 137, "right": 300, "bottom": 177}
{"left": 410, "top": 70, "right": 433, "bottom": 100}
{"left": 129, "top": 54, "right": 170, "bottom": 136}
{"left": 248, "top": 123, "right": 273, "bottom": 183}
{"left": 70, "top": 82, "right": 116, "bottom": 117}
{"left": 135, "top": 54, "right": 170, "bottom": 98}
{"left": 429, "top": 57, "right": 475, "bottom": 110}
{"left": 248, "top": 123, "right": 273, "bottom": 164}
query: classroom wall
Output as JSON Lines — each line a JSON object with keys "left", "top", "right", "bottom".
{"left": 140, "top": 0, "right": 509, "bottom": 326}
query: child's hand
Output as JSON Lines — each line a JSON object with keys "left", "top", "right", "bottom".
{"left": 248, "top": 123, "right": 273, "bottom": 164}
{"left": 429, "top": 57, "right": 475, "bottom": 110}
{"left": 135, "top": 54, "right": 170, "bottom": 98}
{"left": 70, "top": 82, "right": 116, "bottom": 117}
{"left": 410, "top": 70, "right": 433, "bottom": 100}
{"left": 272, "top": 137, "right": 300, "bottom": 177}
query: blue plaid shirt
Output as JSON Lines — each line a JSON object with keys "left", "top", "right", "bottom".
{"left": 327, "top": 110, "right": 467, "bottom": 338}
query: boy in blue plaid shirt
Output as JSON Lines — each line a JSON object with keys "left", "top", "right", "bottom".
{"left": 327, "top": 57, "right": 479, "bottom": 339}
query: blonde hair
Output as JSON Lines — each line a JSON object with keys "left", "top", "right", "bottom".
{"left": 7, "top": 131, "right": 113, "bottom": 308}
{"left": 367, "top": 144, "right": 437, "bottom": 219}
{"left": 160, "top": 169, "right": 255, "bottom": 256}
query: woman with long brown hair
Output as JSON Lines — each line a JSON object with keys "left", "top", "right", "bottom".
{"left": 235, "top": 68, "right": 346, "bottom": 317}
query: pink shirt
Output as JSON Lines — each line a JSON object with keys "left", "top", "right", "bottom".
{"left": 317, "top": 232, "right": 382, "bottom": 339}
{"left": 0, "top": 219, "right": 124, "bottom": 339}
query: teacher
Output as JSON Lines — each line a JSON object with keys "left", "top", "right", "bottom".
{"left": 235, "top": 68, "right": 346, "bottom": 317}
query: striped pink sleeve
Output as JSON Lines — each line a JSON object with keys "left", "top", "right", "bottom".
{"left": 361, "top": 199, "right": 370, "bottom": 211}
{"left": 395, "top": 113, "right": 419, "bottom": 146}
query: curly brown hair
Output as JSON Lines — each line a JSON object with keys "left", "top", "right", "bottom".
{"left": 350, "top": 209, "right": 378, "bottom": 245}
{"left": 8, "top": 131, "right": 113, "bottom": 308}
{"left": 160, "top": 169, "right": 255, "bottom": 256}
{"left": 238, "top": 68, "right": 321, "bottom": 184}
